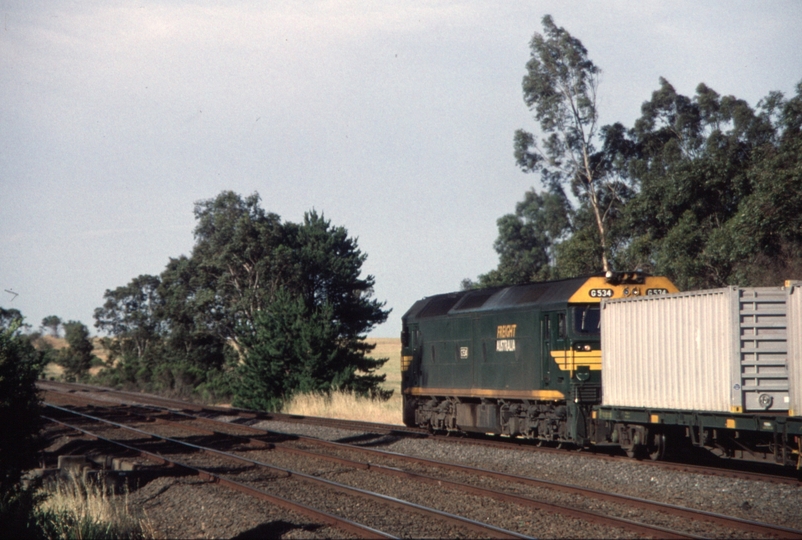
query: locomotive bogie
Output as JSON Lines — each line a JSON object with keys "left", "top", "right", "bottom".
{"left": 405, "top": 393, "right": 578, "bottom": 442}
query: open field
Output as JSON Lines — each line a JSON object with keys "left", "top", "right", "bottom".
{"left": 369, "top": 337, "right": 402, "bottom": 396}
{"left": 38, "top": 335, "right": 108, "bottom": 379}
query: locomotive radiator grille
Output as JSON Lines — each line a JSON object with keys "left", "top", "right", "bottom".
{"left": 573, "top": 384, "right": 600, "bottom": 403}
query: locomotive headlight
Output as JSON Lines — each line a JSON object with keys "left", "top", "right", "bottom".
{"left": 623, "top": 288, "right": 630, "bottom": 296}
{"left": 632, "top": 288, "right": 640, "bottom": 296}
{"left": 583, "top": 344, "right": 591, "bottom": 351}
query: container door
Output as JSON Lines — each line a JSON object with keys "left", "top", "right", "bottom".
{"left": 735, "top": 287, "right": 790, "bottom": 411}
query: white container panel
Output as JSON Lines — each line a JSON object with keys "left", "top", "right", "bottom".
{"left": 787, "top": 282, "right": 802, "bottom": 417}
{"left": 602, "top": 289, "right": 733, "bottom": 412}
{"left": 602, "top": 286, "right": 789, "bottom": 413}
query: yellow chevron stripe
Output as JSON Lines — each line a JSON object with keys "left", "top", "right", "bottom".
{"left": 550, "top": 350, "right": 602, "bottom": 371}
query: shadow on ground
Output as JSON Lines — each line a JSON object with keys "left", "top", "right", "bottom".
{"left": 232, "top": 520, "right": 324, "bottom": 539}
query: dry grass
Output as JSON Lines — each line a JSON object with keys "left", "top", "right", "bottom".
{"left": 38, "top": 335, "right": 67, "bottom": 349}
{"left": 284, "top": 391, "right": 402, "bottom": 425}
{"left": 37, "top": 473, "right": 153, "bottom": 539}
{"left": 369, "top": 337, "right": 402, "bottom": 395}
{"left": 283, "top": 337, "right": 403, "bottom": 425}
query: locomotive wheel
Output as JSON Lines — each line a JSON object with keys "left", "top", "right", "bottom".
{"left": 625, "top": 442, "right": 647, "bottom": 459}
{"left": 647, "top": 433, "right": 666, "bottom": 461}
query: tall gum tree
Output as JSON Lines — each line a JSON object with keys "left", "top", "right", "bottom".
{"left": 514, "top": 15, "right": 629, "bottom": 273}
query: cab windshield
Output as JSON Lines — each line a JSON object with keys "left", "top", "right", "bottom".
{"left": 573, "top": 305, "right": 600, "bottom": 334}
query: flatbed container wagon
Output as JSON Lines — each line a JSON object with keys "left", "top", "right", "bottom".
{"left": 596, "top": 284, "right": 802, "bottom": 466}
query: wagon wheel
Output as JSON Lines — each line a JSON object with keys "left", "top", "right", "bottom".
{"left": 647, "top": 433, "right": 666, "bottom": 461}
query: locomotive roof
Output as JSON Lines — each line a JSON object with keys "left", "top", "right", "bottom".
{"left": 403, "top": 276, "right": 594, "bottom": 321}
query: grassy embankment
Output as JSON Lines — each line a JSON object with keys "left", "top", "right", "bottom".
{"left": 283, "top": 337, "right": 403, "bottom": 425}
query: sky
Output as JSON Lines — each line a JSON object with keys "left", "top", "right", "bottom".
{"left": 1, "top": 1, "right": 801, "bottom": 338}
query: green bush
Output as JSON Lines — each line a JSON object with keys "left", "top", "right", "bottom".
{"left": 0, "top": 486, "right": 45, "bottom": 539}
{"left": 0, "top": 318, "right": 46, "bottom": 536}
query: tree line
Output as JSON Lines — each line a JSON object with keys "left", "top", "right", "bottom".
{"left": 469, "top": 15, "right": 802, "bottom": 290}
{"left": 1, "top": 312, "right": 99, "bottom": 383}
{"left": 89, "top": 191, "right": 390, "bottom": 411}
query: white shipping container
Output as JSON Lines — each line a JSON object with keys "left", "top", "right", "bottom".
{"left": 787, "top": 282, "right": 802, "bottom": 417}
{"left": 601, "top": 287, "right": 789, "bottom": 413}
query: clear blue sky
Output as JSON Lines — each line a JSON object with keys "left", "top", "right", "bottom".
{"left": 2, "top": 1, "right": 801, "bottom": 337}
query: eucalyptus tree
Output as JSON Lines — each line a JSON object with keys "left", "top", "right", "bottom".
{"left": 94, "top": 274, "right": 164, "bottom": 361}
{"left": 477, "top": 187, "right": 572, "bottom": 286}
{"left": 40, "top": 315, "right": 62, "bottom": 337}
{"left": 187, "top": 191, "right": 290, "bottom": 349}
{"left": 621, "top": 79, "right": 802, "bottom": 288}
{"left": 59, "top": 320, "right": 95, "bottom": 381}
{"left": 514, "top": 15, "right": 631, "bottom": 273}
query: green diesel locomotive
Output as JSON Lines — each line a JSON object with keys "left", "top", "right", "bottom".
{"left": 400, "top": 272, "right": 679, "bottom": 445}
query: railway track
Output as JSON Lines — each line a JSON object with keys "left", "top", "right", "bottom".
{"left": 39, "top": 383, "right": 802, "bottom": 538}
{"left": 39, "top": 380, "right": 802, "bottom": 486}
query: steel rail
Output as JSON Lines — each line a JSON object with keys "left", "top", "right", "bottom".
{"left": 42, "top": 415, "right": 393, "bottom": 539}
{"left": 330, "top": 439, "right": 802, "bottom": 540}
{"left": 47, "top": 397, "right": 800, "bottom": 540}
{"left": 96, "top": 399, "right": 802, "bottom": 540}
{"left": 65, "top": 400, "right": 698, "bottom": 539}
{"left": 39, "top": 380, "right": 426, "bottom": 437}
{"left": 44, "top": 404, "right": 532, "bottom": 540}
{"left": 40, "top": 380, "right": 802, "bottom": 487}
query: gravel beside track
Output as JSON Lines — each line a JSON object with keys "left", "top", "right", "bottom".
{"left": 251, "top": 419, "right": 802, "bottom": 535}
{"left": 129, "top": 476, "right": 349, "bottom": 539}
{"left": 233, "top": 445, "right": 635, "bottom": 539}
